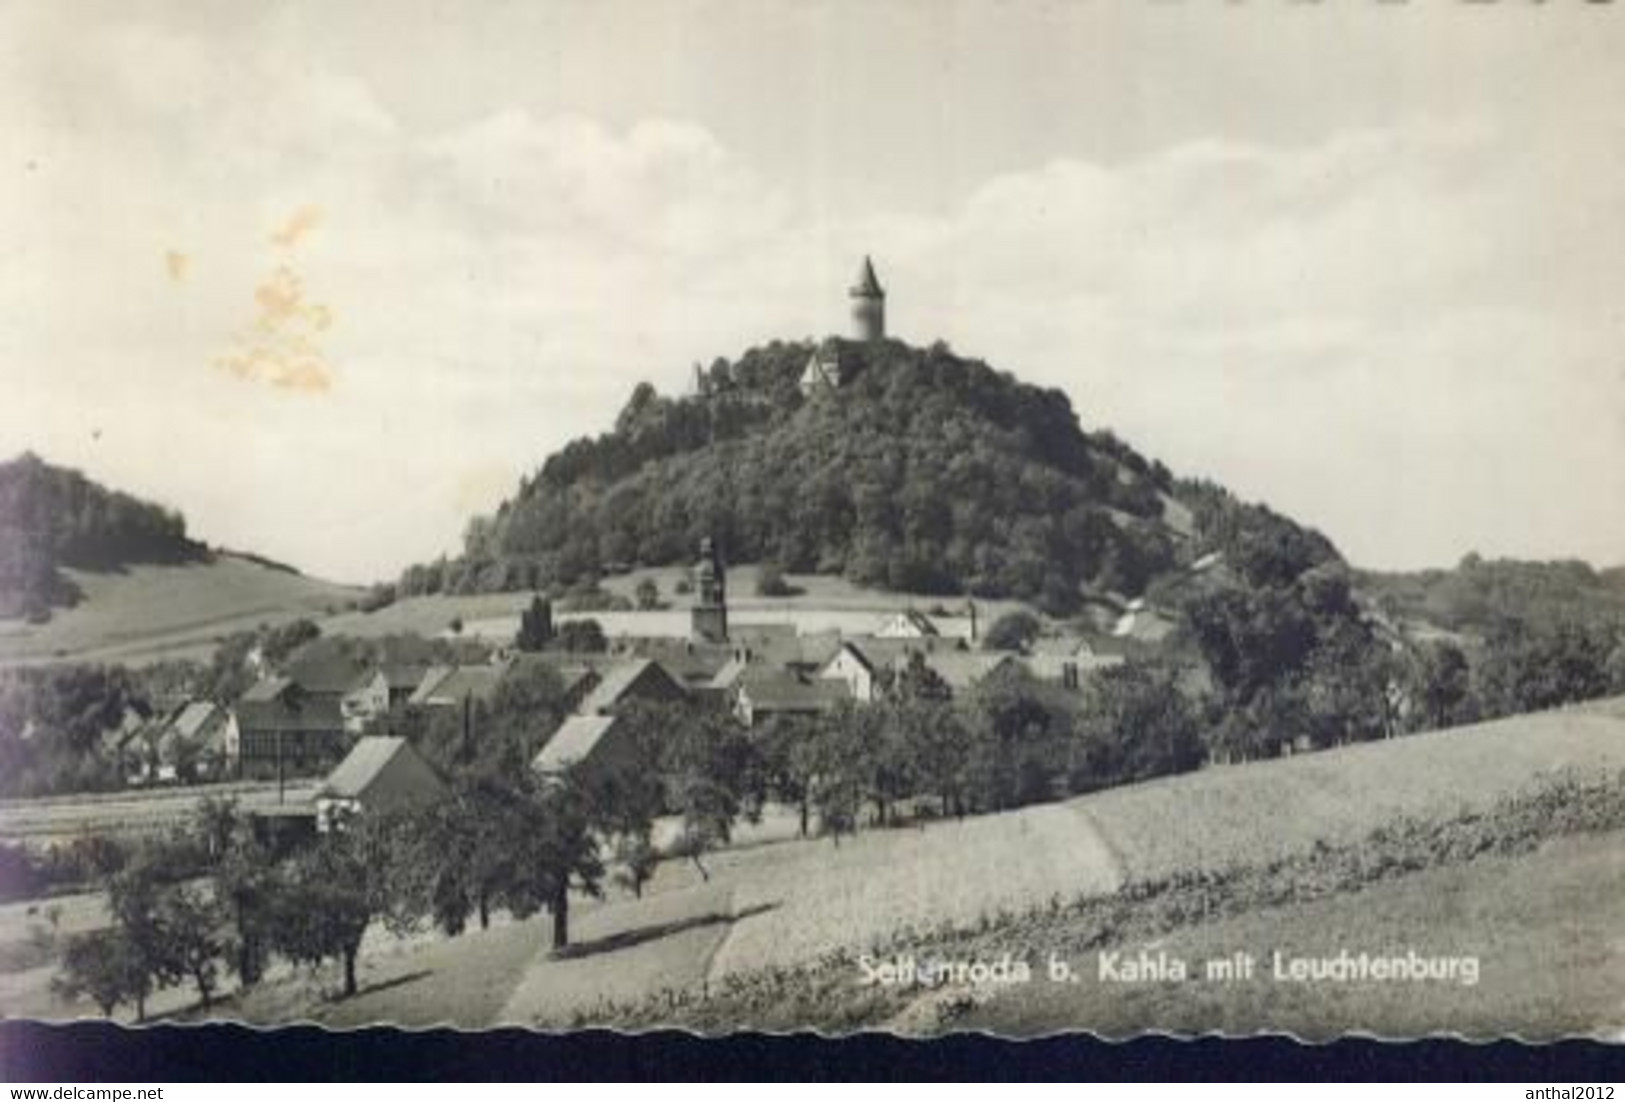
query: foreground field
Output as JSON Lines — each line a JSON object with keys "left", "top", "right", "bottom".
{"left": 15, "top": 703, "right": 1625, "bottom": 1033}
{"left": 0, "top": 555, "right": 359, "bottom": 667}
{"left": 956, "top": 828, "right": 1625, "bottom": 1041}
{"left": 1077, "top": 707, "right": 1625, "bottom": 881}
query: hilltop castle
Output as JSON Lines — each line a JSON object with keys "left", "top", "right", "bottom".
{"left": 800, "top": 256, "right": 886, "bottom": 396}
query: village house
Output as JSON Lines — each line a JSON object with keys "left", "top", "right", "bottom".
{"left": 315, "top": 736, "right": 448, "bottom": 833}
{"left": 818, "top": 641, "right": 883, "bottom": 704}
{"left": 876, "top": 609, "right": 941, "bottom": 640}
{"left": 912, "top": 650, "right": 1022, "bottom": 695}
{"left": 530, "top": 714, "right": 638, "bottom": 784}
{"left": 123, "top": 699, "right": 232, "bottom": 784}
{"left": 527, "top": 657, "right": 689, "bottom": 782}
{"left": 227, "top": 676, "right": 349, "bottom": 780}
{"left": 407, "top": 662, "right": 508, "bottom": 710}
{"left": 732, "top": 669, "right": 848, "bottom": 727}
{"left": 574, "top": 658, "right": 688, "bottom": 716}
{"left": 1019, "top": 636, "right": 1126, "bottom": 689}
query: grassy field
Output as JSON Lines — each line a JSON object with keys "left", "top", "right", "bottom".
{"left": 1075, "top": 708, "right": 1625, "bottom": 882}
{"left": 0, "top": 555, "right": 360, "bottom": 668}
{"left": 955, "top": 829, "right": 1625, "bottom": 1041}
{"left": 16, "top": 704, "right": 1625, "bottom": 1032}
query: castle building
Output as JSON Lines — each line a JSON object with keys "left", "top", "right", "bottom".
{"left": 800, "top": 256, "right": 887, "bottom": 397}
{"left": 850, "top": 256, "right": 885, "bottom": 341}
{"left": 691, "top": 537, "right": 728, "bottom": 644}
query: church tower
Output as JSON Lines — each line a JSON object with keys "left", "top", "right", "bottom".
{"left": 849, "top": 256, "right": 885, "bottom": 341}
{"left": 690, "top": 537, "right": 728, "bottom": 644}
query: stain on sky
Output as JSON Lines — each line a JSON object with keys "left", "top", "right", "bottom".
{"left": 216, "top": 207, "right": 336, "bottom": 393}
{"left": 165, "top": 250, "right": 189, "bottom": 283}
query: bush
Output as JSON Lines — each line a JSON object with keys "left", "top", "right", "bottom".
{"left": 982, "top": 611, "right": 1041, "bottom": 652}
{"left": 756, "top": 563, "right": 795, "bottom": 598}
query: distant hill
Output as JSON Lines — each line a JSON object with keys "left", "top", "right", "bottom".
{"left": 0, "top": 452, "right": 206, "bottom": 620}
{"left": 1358, "top": 555, "right": 1625, "bottom": 639}
{"left": 0, "top": 553, "right": 361, "bottom": 667}
{"left": 0, "top": 453, "right": 360, "bottom": 665}
{"left": 402, "top": 338, "right": 1342, "bottom": 615}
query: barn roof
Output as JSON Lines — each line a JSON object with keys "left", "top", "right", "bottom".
{"left": 532, "top": 715, "right": 619, "bottom": 774}
{"left": 242, "top": 676, "right": 292, "bottom": 703}
{"left": 234, "top": 692, "right": 344, "bottom": 734}
{"left": 319, "top": 736, "right": 447, "bottom": 806}
{"left": 285, "top": 651, "right": 372, "bottom": 695}
{"left": 576, "top": 659, "right": 682, "bottom": 716}
{"left": 170, "top": 700, "right": 222, "bottom": 740}
{"left": 741, "top": 672, "right": 848, "bottom": 713}
{"left": 915, "top": 651, "right": 1019, "bottom": 692}
{"left": 408, "top": 663, "right": 506, "bottom": 707}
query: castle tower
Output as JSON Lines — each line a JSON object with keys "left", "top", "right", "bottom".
{"left": 691, "top": 537, "right": 728, "bottom": 644}
{"left": 849, "top": 256, "right": 885, "bottom": 341}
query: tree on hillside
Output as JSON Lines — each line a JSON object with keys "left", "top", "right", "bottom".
{"left": 634, "top": 578, "right": 662, "bottom": 611}
{"left": 1472, "top": 619, "right": 1616, "bottom": 719}
{"left": 511, "top": 782, "right": 605, "bottom": 952}
{"left": 982, "top": 610, "right": 1042, "bottom": 652}
{"left": 515, "top": 596, "right": 555, "bottom": 651}
{"left": 808, "top": 704, "right": 869, "bottom": 844}
{"left": 896, "top": 696, "right": 971, "bottom": 819}
{"left": 963, "top": 669, "right": 1071, "bottom": 811}
{"left": 270, "top": 827, "right": 404, "bottom": 998}
{"left": 1408, "top": 639, "right": 1473, "bottom": 732}
{"left": 262, "top": 619, "right": 321, "bottom": 666}
{"left": 1074, "top": 660, "right": 1203, "bottom": 790}
{"left": 555, "top": 619, "right": 608, "bottom": 654}
{"left": 51, "top": 928, "right": 151, "bottom": 1020}
{"left": 755, "top": 562, "right": 795, "bottom": 598}
{"left": 755, "top": 714, "right": 823, "bottom": 837}
{"left": 214, "top": 831, "right": 278, "bottom": 986}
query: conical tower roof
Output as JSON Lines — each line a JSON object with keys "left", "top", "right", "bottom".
{"left": 849, "top": 255, "right": 884, "bottom": 298}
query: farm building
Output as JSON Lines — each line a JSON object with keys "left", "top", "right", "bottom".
{"left": 122, "top": 699, "right": 232, "bottom": 784}
{"left": 733, "top": 670, "right": 848, "bottom": 727}
{"left": 408, "top": 662, "right": 508, "bottom": 709}
{"left": 905, "top": 650, "right": 1022, "bottom": 696}
{"left": 530, "top": 714, "right": 641, "bottom": 784}
{"left": 575, "top": 658, "right": 687, "bottom": 716}
{"left": 818, "top": 641, "right": 882, "bottom": 704}
{"left": 315, "top": 736, "right": 448, "bottom": 832}
{"left": 876, "top": 609, "right": 941, "bottom": 639}
{"left": 228, "top": 677, "right": 350, "bottom": 780}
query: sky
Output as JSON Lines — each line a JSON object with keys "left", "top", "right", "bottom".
{"left": 2, "top": 1, "right": 1622, "bottom": 584}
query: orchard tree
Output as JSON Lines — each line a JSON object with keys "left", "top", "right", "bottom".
{"left": 52, "top": 928, "right": 151, "bottom": 1020}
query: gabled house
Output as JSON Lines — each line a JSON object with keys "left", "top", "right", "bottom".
{"left": 130, "top": 700, "right": 231, "bottom": 783}
{"left": 407, "top": 663, "right": 508, "bottom": 710}
{"left": 733, "top": 670, "right": 848, "bottom": 727}
{"left": 575, "top": 658, "right": 687, "bottom": 716}
{"left": 531, "top": 714, "right": 639, "bottom": 784}
{"left": 315, "top": 736, "right": 448, "bottom": 832}
{"left": 380, "top": 664, "right": 431, "bottom": 708}
{"left": 876, "top": 609, "right": 941, "bottom": 639}
{"left": 818, "top": 641, "right": 882, "bottom": 704}
{"left": 911, "top": 651, "right": 1021, "bottom": 696}
{"left": 228, "top": 677, "right": 349, "bottom": 780}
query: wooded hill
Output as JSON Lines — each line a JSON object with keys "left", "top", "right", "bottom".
{"left": 403, "top": 338, "right": 1342, "bottom": 614}
{"left": 0, "top": 453, "right": 206, "bottom": 620}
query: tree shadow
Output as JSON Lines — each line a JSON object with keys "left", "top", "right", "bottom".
{"left": 337, "top": 969, "right": 434, "bottom": 1001}
{"left": 551, "top": 901, "right": 780, "bottom": 962}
